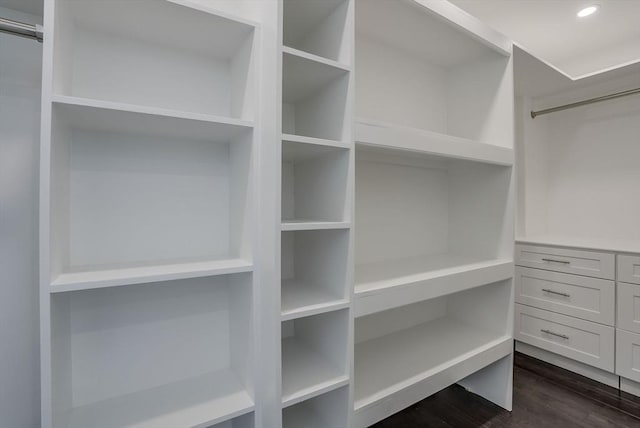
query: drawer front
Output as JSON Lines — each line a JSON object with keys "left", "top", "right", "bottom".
{"left": 618, "top": 282, "right": 640, "bottom": 333}
{"left": 618, "top": 255, "right": 640, "bottom": 285}
{"left": 515, "top": 304, "right": 614, "bottom": 372}
{"left": 616, "top": 329, "right": 640, "bottom": 383}
{"left": 515, "top": 244, "right": 615, "bottom": 279}
{"left": 515, "top": 267, "right": 614, "bottom": 325}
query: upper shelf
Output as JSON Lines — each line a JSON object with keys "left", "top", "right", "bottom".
{"left": 517, "top": 235, "right": 640, "bottom": 254}
{"left": 283, "top": 0, "right": 351, "bottom": 64}
{"left": 53, "top": 0, "right": 256, "bottom": 119}
{"left": 355, "top": 119, "right": 514, "bottom": 166}
{"left": 356, "top": 0, "right": 509, "bottom": 68}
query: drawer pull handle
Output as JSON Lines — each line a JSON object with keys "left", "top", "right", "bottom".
{"left": 540, "top": 329, "right": 569, "bottom": 340}
{"left": 542, "top": 288, "right": 570, "bottom": 298}
{"left": 541, "top": 258, "right": 570, "bottom": 264}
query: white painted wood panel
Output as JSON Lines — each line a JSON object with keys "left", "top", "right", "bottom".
{"left": 515, "top": 304, "right": 614, "bottom": 372}
{"left": 619, "top": 255, "right": 640, "bottom": 285}
{"left": 515, "top": 244, "right": 615, "bottom": 279}
{"left": 616, "top": 329, "right": 640, "bottom": 384}
{"left": 617, "top": 282, "right": 640, "bottom": 334}
{"left": 515, "top": 267, "right": 615, "bottom": 325}
{"left": 282, "top": 386, "right": 349, "bottom": 428}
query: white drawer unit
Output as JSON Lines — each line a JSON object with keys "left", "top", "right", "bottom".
{"left": 618, "top": 282, "right": 640, "bottom": 334}
{"left": 515, "top": 304, "right": 615, "bottom": 372}
{"left": 618, "top": 255, "right": 640, "bottom": 285}
{"left": 515, "top": 267, "right": 614, "bottom": 325}
{"left": 515, "top": 244, "right": 615, "bottom": 280}
{"left": 616, "top": 329, "right": 640, "bottom": 383}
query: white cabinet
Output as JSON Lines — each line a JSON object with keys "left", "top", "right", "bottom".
{"left": 515, "top": 244, "right": 615, "bottom": 280}
{"left": 515, "top": 267, "right": 615, "bottom": 325}
{"left": 616, "top": 329, "right": 640, "bottom": 383}
{"left": 619, "top": 255, "right": 640, "bottom": 285}
{"left": 617, "top": 282, "right": 640, "bottom": 334}
{"left": 515, "top": 304, "right": 615, "bottom": 372}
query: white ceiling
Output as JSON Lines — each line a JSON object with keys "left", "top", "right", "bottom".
{"left": 450, "top": 0, "right": 640, "bottom": 78}
{"left": 0, "top": 0, "right": 42, "bottom": 16}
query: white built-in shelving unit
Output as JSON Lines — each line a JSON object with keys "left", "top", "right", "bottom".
{"left": 352, "top": 0, "right": 515, "bottom": 426}
{"left": 39, "top": 1, "right": 514, "bottom": 427}
{"left": 41, "top": 1, "right": 260, "bottom": 427}
{"left": 279, "top": 0, "right": 354, "bottom": 426}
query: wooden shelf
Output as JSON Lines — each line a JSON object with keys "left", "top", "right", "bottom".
{"left": 282, "top": 46, "right": 350, "bottom": 72}
{"left": 282, "top": 386, "right": 348, "bottom": 428}
{"left": 354, "top": 317, "right": 511, "bottom": 412}
{"left": 354, "top": 255, "right": 513, "bottom": 317}
{"left": 281, "top": 337, "right": 349, "bottom": 407}
{"left": 66, "top": 370, "right": 254, "bottom": 428}
{"left": 355, "top": 118, "right": 513, "bottom": 166}
{"left": 282, "top": 51, "right": 349, "bottom": 105}
{"left": 281, "top": 279, "right": 349, "bottom": 321}
{"left": 281, "top": 221, "right": 350, "bottom": 231}
{"left": 51, "top": 258, "right": 253, "bottom": 292}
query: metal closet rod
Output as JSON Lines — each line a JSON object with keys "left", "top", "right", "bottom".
{"left": 0, "top": 17, "right": 43, "bottom": 42}
{"left": 531, "top": 87, "right": 640, "bottom": 118}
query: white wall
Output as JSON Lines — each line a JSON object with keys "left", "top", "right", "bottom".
{"left": 518, "top": 73, "right": 640, "bottom": 242}
{"left": 0, "top": 6, "right": 42, "bottom": 428}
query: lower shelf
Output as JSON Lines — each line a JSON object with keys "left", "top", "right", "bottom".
{"left": 354, "top": 254, "right": 513, "bottom": 317}
{"left": 65, "top": 370, "right": 253, "bottom": 428}
{"left": 354, "top": 317, "right": 511, "bottom": 412}
{"left": 281, "top": 279, "right": 349, "bottom": 320}
{"left": 282, "top": 337, "right": 349, "bottom": 407}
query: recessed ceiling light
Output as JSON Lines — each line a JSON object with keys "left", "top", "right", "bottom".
{"left": 577, "top": 5, "right": 599, "bottom": 18}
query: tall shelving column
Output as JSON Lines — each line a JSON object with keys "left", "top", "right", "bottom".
{"left": 278, "top": 1, "right": 355, "bottom": 426}
{"left": 352, "top": 0, "right": 515, "bottom": 426}
{"left": 40, "top": 1, "right": 260, "bottom": 427}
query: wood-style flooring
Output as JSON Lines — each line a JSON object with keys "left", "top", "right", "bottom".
{"left": 375, "top": 352, "right": 640, "bottom": 427}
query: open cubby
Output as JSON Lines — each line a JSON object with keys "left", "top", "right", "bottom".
{"left": 282, "top": 51, "right": 349, "bottom": 142}
{"left": 354, "top": 280, "right": 512, "bottom": 415}
{"left": 354, "top": 145, "right": 513, "bottom": 298}
{"left": 210, "top": 413, "right": 254, "bottom": 428}
{"left": 50, "top": 273, "right": 253, "bottom": 428}
{"left": 283, "top": 386, "right": 349, "bottom": 428}
{"left": 281, "top": 230, "right": 350, "bottom": 320}
{"left": 281, "top": 138, "right": 350, "bottom": 224}
{"left": 53, "top": 0, "right": 255, "bottom": 119}
{"left": 283, "top": 0, "right": 350, "bottom": 64}
{"left": 281, "top": 310, "right": 350, "bottom": 406}
{"left": 48, "top": 101, "right": 253, "bottom": 289}
{"left": 355, "top": 0, "right": 512, "bottom": 146}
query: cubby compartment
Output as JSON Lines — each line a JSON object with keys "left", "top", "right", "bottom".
{"left": 354, "top": 145, "right": 513, "bottom": 315}
{"left": 281, "top": 230, "right": 350, "bottom": 320}
{"left": 48, "top": 101, "right": 254, "bottom": 290}
{"left": 53, "top": 0, "right": 256, "bottom": 119}
{"left": 283, "top": 0, "right": 350, "bottom": 64}
{"left": 50, "top": 273, "right": 253, "bottom": 428}
{"left": 283, "top": 386, "right": 349, "bottom": 428}
{"left": 282, "top": 51, "right": 350, "bottom": 142}
{"left": 355, "top": 0, "right": 512, "bottom": 146}
{"left": 281, "top": 138, "right": 350, "bottom": 226}
{"left": 281, "top": 310, "right": 350, "bottom": 406}
{"left": 210, "top": 412, "right": 254, "bottom": 428}
{"left": 354, "top": 281, "right": 512, "bottom": 416}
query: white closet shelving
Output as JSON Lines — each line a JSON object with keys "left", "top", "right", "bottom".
{"left": 353, "top": 0, "right": 515, "bottom": 426}
{"left": 41, "top": 1, "right": 259, "bottom": 427}
{"left": 279, "top": 0, "right": 354, "bottom": 426}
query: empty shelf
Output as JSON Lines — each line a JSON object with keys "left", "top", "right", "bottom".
{"left": 354, "top": 317, "right": 511, "bottom": 411}
{"left": 354, "top": 255, "right": 513, "bottom": 317}
{"left": 51, "top": 258, "right": 253, "bottom": 292}
{"left": 281, "top": 279, "right": 349, "bottom": 321}
{"left": 67, "top": 370, "right": 254, "bottom": 428}
{"left": 356, "top": 119, "right": 513, "bottom": 166}
{"left": 282, "top": 337, "right": 349, "bottom": 407}
{"left": 281, "top": 221, "right": 351, "bottom": 231}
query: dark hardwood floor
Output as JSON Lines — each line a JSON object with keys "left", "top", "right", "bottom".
{"left": 375, "top": 352, "right": 640, "bottom": 427}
